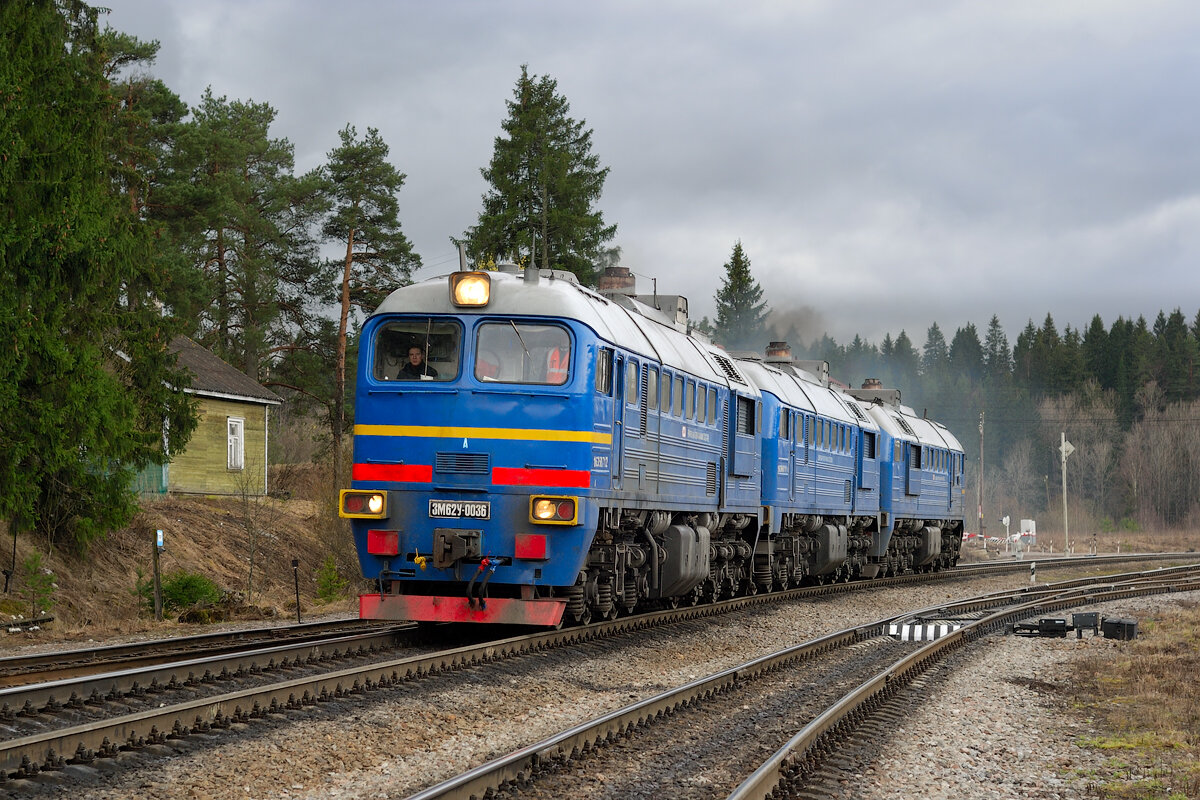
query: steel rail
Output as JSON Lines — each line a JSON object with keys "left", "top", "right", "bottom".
{"left": 399, "top": 563, "right": 1200, "bottom": 800}
{"left": 1, "top": 555, "right": 1193, "bottom": 782}
{"left": 0, "top": 626, "right": 411, "bottom": 727}
{"left": 0, "top": 616, "right": 379, "bottom": 683}
{"left": 725, "top": 576, "right": 1200, "bottom": 800}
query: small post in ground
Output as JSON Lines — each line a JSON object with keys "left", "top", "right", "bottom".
{"left": 292, "top": 558, "right": 301, "bottom": 624}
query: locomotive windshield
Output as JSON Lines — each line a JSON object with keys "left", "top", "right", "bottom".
{"left": 373, "top": 318, "right": 461, "bottom": 381}
{"left": 474, "top": 321, "right": 571, "bottom": 385}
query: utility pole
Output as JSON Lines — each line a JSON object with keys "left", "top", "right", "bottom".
{"left": 1060, "top": 433, "right": 1074, "bottom": 554}
{"left": 978, "top": 412, "right": 985, "bottom": 546}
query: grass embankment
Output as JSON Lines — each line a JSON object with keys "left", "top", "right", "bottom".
{"left": 1070, "top": 601, "right": 1200, "bottom": 799}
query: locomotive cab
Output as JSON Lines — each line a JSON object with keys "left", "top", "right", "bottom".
{"left": 344, "top": 270, "right": 604, "bottom": 626}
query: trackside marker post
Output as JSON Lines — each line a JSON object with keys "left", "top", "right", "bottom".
{"left": 1030, "top": 562, "right": 1037, "bottom": 584}
{"left": 292, "top": 558, "right": 301, "bottom": 623}
{"left": 153, "top": 529, "right": 164, "bottom": 622}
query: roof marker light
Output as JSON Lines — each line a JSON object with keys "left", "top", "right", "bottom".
{"left": 450, "top": 271, "right": 491, "bottom": 307}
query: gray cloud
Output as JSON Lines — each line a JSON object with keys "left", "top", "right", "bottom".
{"left": 102, "top": 0, "right": 1200, "bottom": 348}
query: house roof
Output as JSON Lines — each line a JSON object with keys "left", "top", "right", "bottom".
{"left": 171, "top": 337, "right": 283, "bottom": 405}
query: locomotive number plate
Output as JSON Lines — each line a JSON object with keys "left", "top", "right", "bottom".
{"left": 428, "top": 500, "right": 491, "bottom": 520}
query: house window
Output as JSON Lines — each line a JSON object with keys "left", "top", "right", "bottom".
{"left": 227, "top": 417, "right": 245, "bottom": 471}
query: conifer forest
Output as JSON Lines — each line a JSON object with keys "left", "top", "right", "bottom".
{"left": 3, "top": 1, "right": 1199, "bottom": 557}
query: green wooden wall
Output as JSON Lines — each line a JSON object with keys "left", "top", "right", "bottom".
{"left": 169, "top": 397, "right": 271, "bottom": 496}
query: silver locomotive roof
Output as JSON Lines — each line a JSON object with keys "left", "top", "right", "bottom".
{"left": 371, "top": 269, "right": 758, "bottom": 397}
{"left": 737, "top": 360, "right": 880, "bottom": 432}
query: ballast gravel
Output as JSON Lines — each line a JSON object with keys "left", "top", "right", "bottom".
{"left": 6, "top": 567, "right": 1196, "bottom": 800}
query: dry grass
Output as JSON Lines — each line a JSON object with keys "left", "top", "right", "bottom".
{"left": 1, "top": 464, "right": 362, "bottom": 649}
{"left": 1069, "top": 601, "right": 1200, "bottom": 799}
{"left": 957, "top": 528, "right": 1200, "bottom": 564}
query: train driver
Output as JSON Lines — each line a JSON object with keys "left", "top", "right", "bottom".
{"left": 400, "top": 345, "right": 438, "bottom": 379}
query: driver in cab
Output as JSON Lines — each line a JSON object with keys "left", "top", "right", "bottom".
{"left": 400, "top": 345, "right": 437, "bottom": 379}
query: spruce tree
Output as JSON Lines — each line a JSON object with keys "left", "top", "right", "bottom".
{"left": 461, "top": 65, "right": 616, "bottom": 285}
{"left": 983, "top": 315, "right": 1011, "bottom": 385}
{"left": 949, "top": 323, "right": 984, "bottom": 384}
{"left": 890, "top": 330, "right": 920, "bottom": 389}
{"left": 1, "top": 0, "right": 195, "bottom": 550}
{"left": 713, "top": 241, "right": 768, "bottom": 352}
{"left": 1082, "top": 315, "right": 1111, "bottom": 389}
{"left": 922, "top": 322, "right": 949, "bottom": 379}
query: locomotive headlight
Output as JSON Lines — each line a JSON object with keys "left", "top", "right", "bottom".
{"left": 450, "top": 271, "right": 491, "bottom": 307}
{"left": 529, "top": 495, "right": 577, "bottom": 525}
{"left": 339, "top": 489, "right": 388, "bottom": 519}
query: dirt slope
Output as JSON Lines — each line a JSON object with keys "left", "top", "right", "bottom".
{"left": 1, "top": 489, "right": 362, "bottom": 649}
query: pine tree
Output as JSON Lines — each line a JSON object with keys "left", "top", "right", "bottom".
{"left": 1, "top": 0, "right": 195, "bottom": 550}
{"left": 162, "top": 89, "right": 326, "bottom": 379}
{"left": 460, "top": 65, "right": 616, "bottom": 285}
{"left": 321, "top": 124, "right": 418, "bottom": 483}
{"left": 713, "top": 241, "right": 768, "bottom": 352}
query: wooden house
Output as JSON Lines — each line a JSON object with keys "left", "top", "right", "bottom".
{"left": 134, "top": 338, "right": 283, "bottom": 497}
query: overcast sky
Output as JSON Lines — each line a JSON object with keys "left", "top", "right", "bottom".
{"left": 100, "top": 0, "right": 1200, "bottom": 350}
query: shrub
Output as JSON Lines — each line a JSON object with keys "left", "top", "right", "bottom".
{"left": 135, "top": 569, "right": 222, "bottom": 614}
{"left": 315, "top": 555, "right": 349, "bottom": 603}
{"left": 19, "top": 552, "right": 56, "bottom": 618}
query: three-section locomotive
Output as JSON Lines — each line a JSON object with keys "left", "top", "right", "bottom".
{"left": 339, "top": 264, "right": 966, "bottom": 626}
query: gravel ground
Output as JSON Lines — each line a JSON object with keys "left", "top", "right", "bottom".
{"left": 835, "top": 591, "right": 1187, "bottom": 800}
{"left": 7, "top": 570, "right": 1196, "bottom": 800}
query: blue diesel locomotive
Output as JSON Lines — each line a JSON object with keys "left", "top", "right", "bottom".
{"left": 338, "top": 265, "right": 965, "bottom": 626}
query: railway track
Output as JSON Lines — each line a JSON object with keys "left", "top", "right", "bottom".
{"left": 0, "top": 553, "right": 1190, "bottom": 789}
{"left": 0, "top": 617, "right": 407, "bottom": 686}
{"left": 406, "top": 563, "right": 1200, "bottom": 799}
